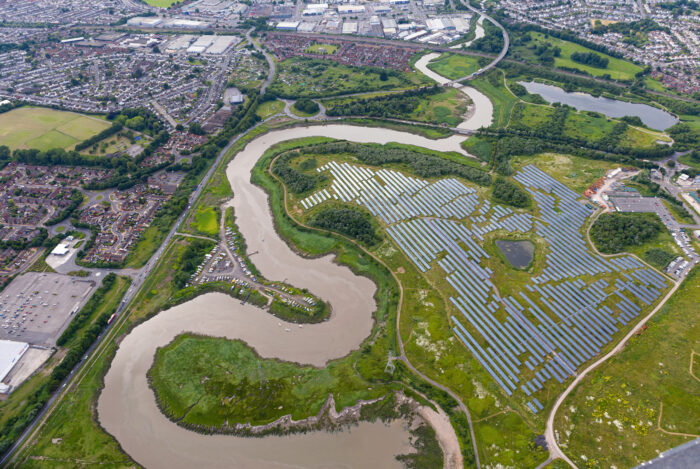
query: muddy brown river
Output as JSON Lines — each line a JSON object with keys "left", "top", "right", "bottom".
{"left": 97, "top": 125, "right": 473, "bottom": 468}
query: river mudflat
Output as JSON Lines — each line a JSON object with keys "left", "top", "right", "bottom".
{"left": 98, "top": 124, "right": 475, "bottom": 468}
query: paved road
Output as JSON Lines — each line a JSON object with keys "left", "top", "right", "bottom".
{"left": 450, "top": 0, "right": 510, "bottom": 82}
{"left": 247, "top": 29, "right": 275, "bottom": 95}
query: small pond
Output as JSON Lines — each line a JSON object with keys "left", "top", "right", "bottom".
{"left": 518, "top": 81, "right": 678, "bottom": 130}
{"left": 496, "top": 240, "right": 535, "bottom": 269}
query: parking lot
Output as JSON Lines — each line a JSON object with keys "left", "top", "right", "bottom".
{"left": 0, "top": 272, "right": 96, "bottom": 347}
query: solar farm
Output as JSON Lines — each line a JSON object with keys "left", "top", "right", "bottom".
{"left": 299, "top": 161, "right": 669, "bottom": 413}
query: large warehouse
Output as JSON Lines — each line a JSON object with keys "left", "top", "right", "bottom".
{"left": 0, "top": 339, "right": 28, "bottom": 383}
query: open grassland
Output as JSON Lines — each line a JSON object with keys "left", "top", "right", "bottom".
{"left": 268, "top": 57, "right": 430, "bottom": 98}
{"left": 305, "top": 43, "right": 339, "bottom": 55}
{"left": 516, "top": 32, "right": 643, "bottom": 81}
{"left": 409, "top": 87, "right": 470, "bottom": 127}
{"left": 143, "top": 0, "right": 178, "bottom": 6}
{"left": 150, "top": 334, "right": 391, "bottom": 427}
{"left": 190, "top": 206, "right": 220, "bottom": 237}
{"left": 0, "top": 107, "right": 110, "bottom": 151}
{"left": 2, "top": 276, "right": 131, "bottom": 468}
{"left": 512, "top": 153, "right": 616, "bottom": 194}
{"left": 556, "top": 267, "right": 700, "bottom": 468}
{"left": 470, "top": 72, "right": 518, "bottom": 128}
{"left": 426, "top": 53, "right": 481, "bottom": 80}
{"left": 255, "top": 99, "right": 285, "bottom": 119}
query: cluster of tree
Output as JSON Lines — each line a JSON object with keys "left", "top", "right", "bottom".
{"left": 188, "top": 122, "right": 205, "bottom": 135}
{"left": 0, "top": 99, "right": 19, "bottom": 114}
{"left": 300, "top": 142, "right": 492, "bottom": 186}
{"left": 174, "top": 239, "right": 213, "bottom": 289}
{"left": 293, "top": 97, "right": 320, "bottom": 115}
{"left": 0, "top": 273, "right": 125, "bottom": 458}
{"left": 56, "top": 273, "right": 117, "bottom": 346}
{"left": 570, "top": 51, "right": 609, "bottom": 68}
{"left": 0, "top": 227, "right": 47, "bottom": 251}
{"left": 108, "top": 107, "right": 164, "bottom": 136}
{"left": 469, "top": 21, "right": 504, "bottom": 53}
{"left": 657, "top": 0, "right": 699, "bottom": 15}
{"left": 491, "top": 177, "right": 530, "bottom": 207}
{"left": 531, "top": 41, "right": 561, "bottom": 66}
{"left": 272, "top": 152, "right": 325, "bottom": 194}
{"left": 45, "top": 189, "right": 83, "bottom": 225}
{"left": 325, "top": 85, "right": 441, "bottom": 119}
{"left": 590, "top": 212, "right": 660, "bottom": 254}
{"left": 310, "top": 207, "right": 380, "bottom": 246}
{"left": 643, "top": 248, "right": 677, "bottom": 270}
{"left": 668, "top": 122, "right": 700, "bottom": 151}
{"left": 74, "top": 123, "right": 123, "bottom": 151}
{"left": 592, "top": 19, "right": 667, "bottom": 48}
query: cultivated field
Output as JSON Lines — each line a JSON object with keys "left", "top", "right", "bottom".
{"left": 0, "top": 107, "right": 109, "bottom": 151}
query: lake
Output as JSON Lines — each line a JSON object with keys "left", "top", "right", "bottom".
{"left": 496, "top": 240, "right": 534, "bottom": 269}
{"left": 519, "top": 81, "right": 678, "bottom": 130}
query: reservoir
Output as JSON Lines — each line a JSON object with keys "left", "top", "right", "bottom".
{"left": 519, "top": 81, "right": 678, "bottom": 130}
{"left": 496, "top": 240, "right": 534, "bottom": 269}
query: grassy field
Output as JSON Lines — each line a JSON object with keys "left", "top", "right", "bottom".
{"left": 426, "top": 53, "right": 481, "bottom": 80}
{"left": 190, "top": 206, "right": 219, "bottom": 237}
{"left": 0, "top": 107, "right": 110, "bottom": 151}
{"left": 255, "top": 100, "right": 285, "bottom": 119}
{"left": 515, "top": 32, "right": 643, "bottom": 81}
{"left": 143, "top": 0, "right": 177, "bottom": 6}
{"left": 150, "top": 334, "right": 391, "bottom": 427}
{"left": 470, "top": 72, "right": 518, "bottom": 128}
{"left": 268, "top": 57, "right": 431, "bottom": 98}
{"left": 305, "top": 43, "right": 339, "bottom": 55}
{"left": 409, "top": 87, "right": 470, "bottom": 127}
{"left": 511, "top": 153, "right": 616, "bottom": 194}
{"left": 556, "top": 267, "right": 700, "bottom": 468}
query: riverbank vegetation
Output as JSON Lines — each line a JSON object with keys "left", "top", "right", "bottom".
{"left": 556, "top": 267, "right": 700, "bottom": 468}
{"left": 324, "top": 86, "right": 471, "bottom": 127}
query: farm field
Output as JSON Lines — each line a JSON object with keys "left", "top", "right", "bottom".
{"left": 268, "top": 57, "right": 431, "bottom": 98}
{"left": 305, "top": 43, "right": 339, "bottom": 55}
{"left": 514, "top": 31, "right": 643, "bottom": 81}
{"left": 556, "top": 267, "right": 700, "bottom": 468}
{"left": 0, "top": 107, "right": 110, "bottom": 151}
{"left": 426, "top": 53, "right": 482, "bottom": 80}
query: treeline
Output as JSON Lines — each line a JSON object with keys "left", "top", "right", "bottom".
{"left": 570, "top": 51, "right": 609, "bottom": 69}
{"left": 310, "top": 207, "right": 380, "bottom": 246}
{"left": 668, "top": 122, "right": 700, "bottom": 151}
{"left": 590, "top": 213, "right": 660, "bottom": 253}
{"left": 0, "top": 273, "right": 127, "bottom": 458}
{"left": 325, "top": 86, "right": 442, "bottom": 120}
{"left": 174, "top": 239, "right": 213, "bottom": 289}
{"left": 293, "top": 98, "right": 319, "bottom": 115}
{"left": 0, "top": 227, "right": 47, "bottom": 251}
{"left": 469, "top": 20, "right": 503, "bottom": 53}
{"left": 74, "top": 123, "right": 122, "bottom": 151}
{"left": 45, "top": 189, "right": 83, "bottom": 225}
{"left": 56, "top": 273, "right": 117, "bottom": 346}
{"left": 107, "top": 107, "right": 164, "bottom": 136}
{"left": 491, "top": 177, "right": 530, "bottom": 207}
{"left": 299, "top": 142, "right": 492, "bottom": 186}
{"left": 272, "top": 152, "right": 326, "bottom": 194}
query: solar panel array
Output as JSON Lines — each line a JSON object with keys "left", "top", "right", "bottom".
{"left": 301, "top": 162, "right": 668, "bottom": 413}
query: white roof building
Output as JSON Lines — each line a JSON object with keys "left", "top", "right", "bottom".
{"left": 0, "top": 340, "right": 28, "bottom": 383}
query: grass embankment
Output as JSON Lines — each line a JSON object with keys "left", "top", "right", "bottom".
{"left": 557, "top": 267, "right": 700, "bottom": 468}
{"left": 255, "top": 99, "right": 285, "bottom": 119}
{"left": 0, "top": 275, "right": 130, "bottom": 464}
{"left": 426, "top": 54, "right": 482, "bottom": 80}
{"left": 268, "top": 57, "right": 431, "bottom": 98}
{"left": 0, "top": 107, "right": 110, "bottom": 151}
{"left": 470, "top": 71, "right": 518, "bottom": 129}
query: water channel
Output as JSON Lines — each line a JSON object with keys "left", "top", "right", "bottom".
{"left": 97, "top": 125, "right": 474, "bottom": 468}
{"left": 519, "top": 81, "right": 678, "bottom": 130}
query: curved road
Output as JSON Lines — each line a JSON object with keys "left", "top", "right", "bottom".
{"left": 452, "top": 0, "right": 510, "bottom": 83}
{"left": 247, "top": 29, "right": 275, "bottom": 95}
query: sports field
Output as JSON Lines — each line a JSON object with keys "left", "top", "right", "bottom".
{"left": 0, "top": 107, "right": 110, "bottom": 152}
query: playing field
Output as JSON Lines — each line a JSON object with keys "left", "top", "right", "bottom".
{"left": 0, "top": 107, "right": 110, "bottom": 152}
